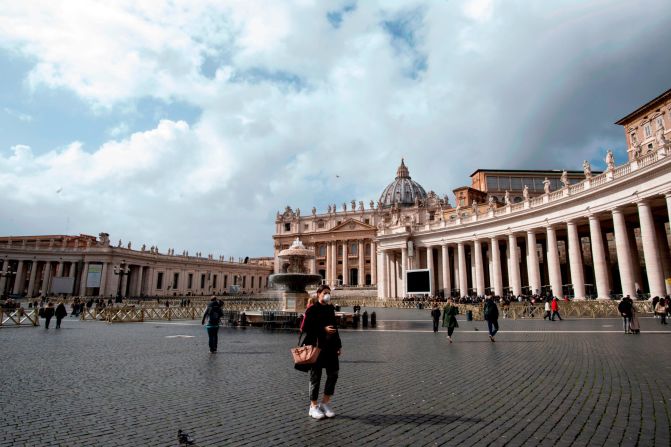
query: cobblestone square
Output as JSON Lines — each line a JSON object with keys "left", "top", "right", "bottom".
{"left": 1, "top": 309, "right": 670, "bottom": 446}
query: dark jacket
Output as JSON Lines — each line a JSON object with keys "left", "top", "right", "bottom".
{"left": 302, "top": 302, "right": 342, "bottom": 353}
{"left": 442, "top": 304, "right": 459, "bottom": 329}
{"left": 201, "top": 301, "right": 222, "bottom": 326}
{"left": 483, "top": 300, "right": 499, "bottom": 321}
{"left": 430, "top": 308, "right": 441, "bottom": 321}
{"left": 55, "top": 304, "right": 67, "bottom": 319}
{"left": 618, "top": 298, "right": 633, "bottom": 318}
{"left": 43, "top": 306, "right": 55, "bottom": 319}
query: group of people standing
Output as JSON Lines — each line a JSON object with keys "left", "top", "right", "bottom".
{"left": 431, "top": 296, "right": 500, "bottom": 342}
{"left": 39, "top": 301, "right": 68, "bottom": 329}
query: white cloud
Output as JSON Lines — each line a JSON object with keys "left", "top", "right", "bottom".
{"left": 3, "top": 108, "right": 33, "bottom": 122}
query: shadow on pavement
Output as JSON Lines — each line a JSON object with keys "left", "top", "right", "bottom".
{"left": 339, "top": 413, "right": 481, "bottom": 426}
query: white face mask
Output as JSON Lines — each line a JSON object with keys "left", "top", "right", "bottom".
{"left": 322, "top": 293, "right": 331, "bottom": 303}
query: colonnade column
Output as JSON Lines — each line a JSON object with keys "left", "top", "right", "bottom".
{"left": 637, "top": 200, "right": 665, "bottom": 297}
{"left": 27, "top": 262, "right": 38, "bottom": 297}
{"left": 342, "top": 241, "right": 349, "bottom": 286}
{"left": 99, "top": 262, "right": 108, "bottom": 297}
{"left": 401, "top": 246, "right": 408, "bottom": 277}
{"left": 545, "top": 226, "right": 563, "bottom": 298}
{"left": 80, "top": 262, "right": 89, "bottom": 296}
{"left": 358, "top": 240, "right": 365, "bottom": 286}
{"left": 441, "top": 244, "right": 451, "bottom": 296}
{"left": 136, "top": 266, "right": 144, "bottom": 296}
{"left": 655, "top": 222, "right": 671, "bottom": 295}
{"left": 508, "top": 234, "right": 521, "bottom": 296}
{"left": 588, "top": 215, "right": 610, "bottom": 299}
{"left": 426, "top": 246, "right": 434, "bottom": 293}
{"left": 0, "top": 262, "right": 7, "bottom": 292}
{"left": 41, "top": 262, "right": 51, "bottom": 296}
{"left": 567, "top": 220, "right": 586, "bottom": 299}
{"left": 526, "top": 231, "right": 541, "bottom": 295}
{"left": 12, "top": 260, "right": 25, "bottom": 294}
{"left": 370, "top": 242, "right": 377, "bottom": 286}
{"left": 490, "top": 238, "right": 503, "bottom": 296}
{"left": 377, "top": 249, "right": 386, "bottom": 298}
{"left": 474, "top": 240, "right": 485, "bottom": 296}
{"left": 56, "top": 261, "right": 63, "bottom": 277}
{"left": 457, "top": 242, "right": 467, "bottom": 297}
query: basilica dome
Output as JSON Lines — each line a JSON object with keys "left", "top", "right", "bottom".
{"left": 378, "top": 159, "right": 428, "bottom": 208}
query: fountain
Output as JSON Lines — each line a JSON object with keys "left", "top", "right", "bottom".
{"left": 269, "top": 238, "right": 322, "bottom": 312}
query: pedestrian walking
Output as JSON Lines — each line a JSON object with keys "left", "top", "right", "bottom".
{"left": 55, "top": 301, "right": 67, "bottom": 329}
{"left": 301, "top": 285, "right": 341, "bottom": 420}
{"left": 652, "top": 296, "right": 660, "bottom": 319}
{"left": 442, "top": 298, "right": 459, "bottom": 343}
{"left": 43, "top": 302, "right": 55, "bottom": 329}
{"left": 618, "top": 295, "right": 634, "bottom": 334}
{"left": 543, "top": 300, "right": 551, "bottom": 320}
{"left": 550, "top": 297, "right": 563, "bottom": 321}
{"left": 430, "top": 304, "right": 441, "bottom": 333}
{"left": 201, "top": 297, "right": 222, "bottom": 353}
{"left": 483, "top": 296, "right": 499, "bottom": 342}
{"left": 654, "top": 297, "right": 667, "bottom": 325}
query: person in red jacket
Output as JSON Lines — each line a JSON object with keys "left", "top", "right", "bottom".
{"left": 551, "top": 297, "right": 563, "bottom": 321}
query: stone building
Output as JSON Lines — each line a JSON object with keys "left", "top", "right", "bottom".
{"left": 0, "top": 233, "right": 273, "bottom": 298}
{"left": 616, "top": 88, "right": 671, "bottom": 160}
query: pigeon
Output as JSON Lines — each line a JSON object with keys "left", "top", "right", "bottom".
{"left": 474, "top": 328, "right": 479, "bottom": 331}
{"left": 178, "top": 429, "right": 195, "bottom": 445}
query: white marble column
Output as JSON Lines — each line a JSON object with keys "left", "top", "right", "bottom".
{"left": 68, "top": 262, "right": 76, "bottom": 278}
{"left": 136, "top": 266, "right": 144, "bottom": 296}
{"left": 426, "top": 246, "right": 434, "bottom": 293}
{"left": 121, "top": 272, "right": 129, "bottom": 297}
{"left": 655, "top": 222, "right": 671, "bottom": 295}
{"left": 526, "top": 231, "right": 541, "bottom": 296}
{"left": 27, "top": 262, "right": 38, "bottom": 297}
{"left": 457, "top": 242, "right": 467, "bottom": 297}
{"left": 627, "top": 226, "right": 644, "bottom": 292}
{"left": 377, "top": 249, "right": 386, "bottom": 298}
{"left": 41, "top": 261, "right": 51, "bottom": 296}
{"left": 508, "top": 234, "right": 522, "bottom": 296}
{"left": 567, "top": 220, "right": 586, "bottom": 299}
{"left": 56, "top": 261, "right": 63, "bottom": 277}
{"left": 441, "top": 244, "right": 451, "bottom": 296}
{"left": 637, "top": 200, "right": 665, "bottom": 297}
{"left": 371, "top": 241, "right": 377, "bottom": 285}
{"left": 79, "top": 262, "right": 89, "bottom": 296}
{"left": 12, "top": 260, "right": 24, "bottom": 294}
{"left": 474, "top": 240, "right": 485, "bottom": 296}
{"left": 545, "top": 226, "right": 563, "bottom": 298}
{"left": 490, "top": 238, "right": 503, "bottom": 296}
{"left": 342, "top": 241, "right": 349, "bottom": 286}
{"left": 401, "top": 246, "right": 408, "bottom": 276}
{"left": 0, "top": 261, "right": 7, "bottom": 293}
{"left": 358, "top": 240, "right": 365, "bottom": 286}
{"left": 99, "top": 262, "right": 109, "bottom": 297}
{"left": 588, "top": 215, "right": 610, "bottom": 300}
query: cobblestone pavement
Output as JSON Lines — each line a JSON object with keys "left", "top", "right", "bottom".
{"left": 1, "top": 309, "right": 670, "bottom": 446}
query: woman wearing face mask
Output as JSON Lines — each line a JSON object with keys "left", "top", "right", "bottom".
{"left": 301, "top": 284, "right": 342, "bottom": 420}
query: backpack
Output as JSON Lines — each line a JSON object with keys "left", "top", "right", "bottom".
{"left": 617, "top": 300, "right": 629, "bottom": 314}
{"left": 209, "top": 305, "right": 222, "bottom": 324}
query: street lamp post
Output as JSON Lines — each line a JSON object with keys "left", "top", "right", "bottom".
{"left": 113, "top": 263, "right": 130, "bottom": 302}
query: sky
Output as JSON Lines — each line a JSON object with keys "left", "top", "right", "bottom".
{"left": 0, "top": 0, "right": 670, "bottom": 257}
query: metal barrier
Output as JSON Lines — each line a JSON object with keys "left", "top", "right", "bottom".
{"left": 0, "top": 308, "right": 40, "bottom": 327}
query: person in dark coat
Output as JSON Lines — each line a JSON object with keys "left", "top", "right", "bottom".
{"left": 430, "top": 304, "right": 441, "bottom": 333}
{"left": 302, "top": 285, "right": 341, "bottom": 420}
{"left": 55, "top": 301, "right": 67, "bottom": 329}
{"left": 201, "top": 297, "right": 222, "bottom": 353}
{"left": 483, "top": 296, "right": 499, "bottom": 342}
{"left": 618, "top": 295, "right": 634, "bottom": 334}
{"left": 43, "top": 302, "right": 55, "bottom": 329}
{"left": 442, "top": 298, "right": 459, "bottom": 342}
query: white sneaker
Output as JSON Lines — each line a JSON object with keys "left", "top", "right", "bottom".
{"left": 320, "top": 403, "right": 336, "bottom": 418}
{"left": 309, "top": 405, "right": 325, "bottom": 420}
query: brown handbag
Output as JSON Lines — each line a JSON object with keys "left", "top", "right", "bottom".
{"left": 291, "top": 333, "right": 320, "bottom": 366}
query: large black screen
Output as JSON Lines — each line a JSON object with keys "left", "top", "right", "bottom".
{"left": 406, "top": 269, "right": 431, "bottom": 294}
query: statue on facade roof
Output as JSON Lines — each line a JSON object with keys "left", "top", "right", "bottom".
{"left": 560, "top": 171, "right": 569, "bottom": 189}
{"left": 351, "top": 200, "right": 356, "bottom": 210}
{"left": 311, "top": 207, "right": 316, "bottom": 216}
{"left": 543, "top": 177, "right": 551, "bottom": 194}
{"left": 127, "top": 241, "right": 131, "bottom": 250}
{"left": 472, "top": 200, "right": 478, "bottom": 215}
{"left": 628, "top": 138, "right": 642, "bottom": 159}
{"left": 327, "top": 204, "right": 332, "bottom": 213}
{"left": 504, "top": 190, "right": 511, "bottom": 205}
{"left": 522, "top": 185, "right": 529, "bottom": 201}
{"left": 296, "top": 208, "right": 300, "bottom": 217}
{"left": 656, "top": 122, "right": 668, "bottom": 147}
{"left": 583, "top": 160, "right": 592, "bottom": 179}
{"left": 118, "top": 239, "right": 122, "bottom": 247}
{"left": 342, "top": 202, "right": 347, "bottom": 212}
{"left": 370, "top": 200, "right": 375, "bottom": 209}
{"left": 276, "top": 211, "right": 281, "bottom": 220}
{"left": 606, "top": 149, "right": 615, "bottom": 170}
{"left": 141, "top": 244, "right": 146, "bottom": 252}
{"left": 358, "top": 200, "right": 364, "bottom": 211}
{"left": 488, "top": 195, "right": 495, "bottom": 209}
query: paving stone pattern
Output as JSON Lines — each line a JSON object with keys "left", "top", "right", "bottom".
{"left": 0, "top": 309, "right": 670, "bottom": 446}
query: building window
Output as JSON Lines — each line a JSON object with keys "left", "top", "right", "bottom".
{"left": 303, "top": 224, "right": 309, "bottom": 230}
{"left": 336, "top": 221, "right": 341, "bottom": 226}
{"left": 156, "top": 272, "right": 164, "bottom": 289}
{"left": 486, "top": 176, "right": 498, "bottom": 191}
{"left": 187, "top": 273, "right": 193, "bottom": 289}
{"left": 224, "top": 275, "right": 228, "bottom": 288}
{"left": 233, "top": 275, "right": 238, "bottom": 286}
{"left": 510, "top": 177, "right": 522, "bottom": 190}
{"left": 251, "top": 276, "right": 255, "bottom": 288}
{"left": 200, "top": 274, "right": 206, "bottom": 289}
{"left": 173, "top": 273, "right": 179, "bottom": 289}
{"left": 213, "top": 275, "right": 218, "bottom": 289}
{"left": 242, "top": 276, "right": 246, "bottom": 288}
{"left": 337, "top": 245, "right": 343, "bottom": 256}
{"left": 284, "top": 223, "right": 291, "bottom": 232}
{"left": 364, "top": 218, "right": 370, "bottom": 225}
{"left": 429, "top": 212, "right": 435, "bottom": 221}
{"left": 318, "top": 221, "right": 325, "bottom": 229}
{"left": 350, "top": 243, "right": 357, "bottom": 255}
{"left": 318, "top": 245, "right": 326, "bottom": 257}
{"left": 365, "top": 243, "right": 371, "bottom": 256}
{"left": 258, "top": 276, "right": 262, "bottom": 289}
{"left": 644, "top": 122, "right": 652, "bottom": 138}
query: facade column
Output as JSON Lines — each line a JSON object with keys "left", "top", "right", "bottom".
{"left": 508, "top": 234, "right": 522, "bottom": 296}
{"left": 588, "top": 215, "right": 610, "bottom": 299}
{"left": 370, "top": 241, "right": 377, "bottom": 285}
{"left": 637, "top": 200, "right": 665, "bottom": 297}
{"left": 342, "top": 240, "right": 349, "bottom": 286}
{"left": 358, "top": 240, "right": 365, "bottom": 286}
{"left": 12, "top": 260, "right": 25, "bottom": 295}
{"left": 376, "top": 249, "right": 385, "bottom": 298}
{"left": 627, "top": 225, "right": 644, "bottom": 292}
{"left": 325, "top": 243, "right": 332, "bottom": 286}
{"left": 99, "top": 262, "right": 109, "bottom": 297}
{"left": 120, "top": 272, "right": 129, "bottom": 298}
{"left": 457, "top": 242, "right": 467, "bottom": 297}
{"left": 546, "top": 226, "right": 563, "bottom": 298}
{"left": 0, "top": 261, "right": 7, "bottom": 293}
{"left": 136, "top": 266, "right": 144, "bottom": 296}
{"left": 474, "top": 240, "right": 485, "bottom": 296}
{"left": 27, "top": 261, "right": 38, "bottom": 297}
{"left": 401, "top": 246, "right": 408, "bottom": 276}
{"left": 68, "top": 262, "right": 76, "bottom": 278}
{"left": 441, "top": 244, "right": 451, "bottom": 296}
{"left": 490, "top": 238, "right": 503, "bottom": 296}
{"left": 526, "top": 231, "right": 541, "bottom": 295}
{"left": 79, "top": 262, "right": 89, "bottom": 296}
{"left": 655, "top": 222, "right": 671, "bottom": 295}
{"left": 332, "top": 242, "right": 338, "bottom": 287}
{"left": 388, "top": 252, "right": 396, "bottom": 298}
{"left": 567, "top": 220, "right": 586, "bottom": 299}
{"left": 56, "top": 261, "right": 63, "bottom": 277}
{"left": 41, "top": 261, "right": 52, "bottom": 296}
{"left": 426, "top": 246, "right": 434, "bottom": 293}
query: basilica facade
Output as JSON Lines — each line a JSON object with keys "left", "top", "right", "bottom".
{"left": 275, "top": 88, "right": 671, "bottom": 300}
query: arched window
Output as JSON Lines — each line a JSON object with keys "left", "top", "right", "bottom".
{"left": 318, "top": 245, "right": 326, "bottom": 257}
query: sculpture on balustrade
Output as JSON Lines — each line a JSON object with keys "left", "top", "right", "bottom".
{"left": 118, "top": 239, "right": 122, "bottom": 247}
{"left": 141, "top": 244, "right": 146, "bottom": 252}
{"left": 656, "top": 123, "right": 669, "bottom": 148}
{"left": 342, "top": 202, "right": 347, "bottom": 212}
{"left": 127, "top": 241, "right": 131, "bottom": 250}
{"left": 327, "top": 204, "right": 332, "bottom": 213}
{"left": 560, "top": 171, "right": 569, "bottom": 189}
{"left": 628, "top": 135, "right": 642, "bottom": 158}
{"left": 358, "top": 200, "right": 364, "bottom": 211}
{"left": 472, "top": 200, "right": 478, "bottom": 215}
{"left": 504, "top": 190, "right": 511, "bottom": 205}
{"left": 370, "top": 200, "right": 375, "bottom": 209}
{"left": 311, "top": 207, "right": 316, "bottom": 216}
{"left": 583, "top": 160, "right": 592, "bottom": 178}
{"left": 543, "top": 178, "right": 551, "bottom": 194}
{"left": 522, "top": 185, "right": 529, "bottom": 201}
{"left": 351, "top": 200, "right": 356, "bottom": 210}
{"left": 296, "top": 208, "right": 300, "bottom": 218}
{"left": 605, "top": 149, "right": 615, "bottom": 170}
{"left": 488, "top": 195, "right": 495, "bottom": 210}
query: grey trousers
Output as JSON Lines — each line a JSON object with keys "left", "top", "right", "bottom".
{"left": 309, "top": 365, "right": 339, "bottom": 401}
